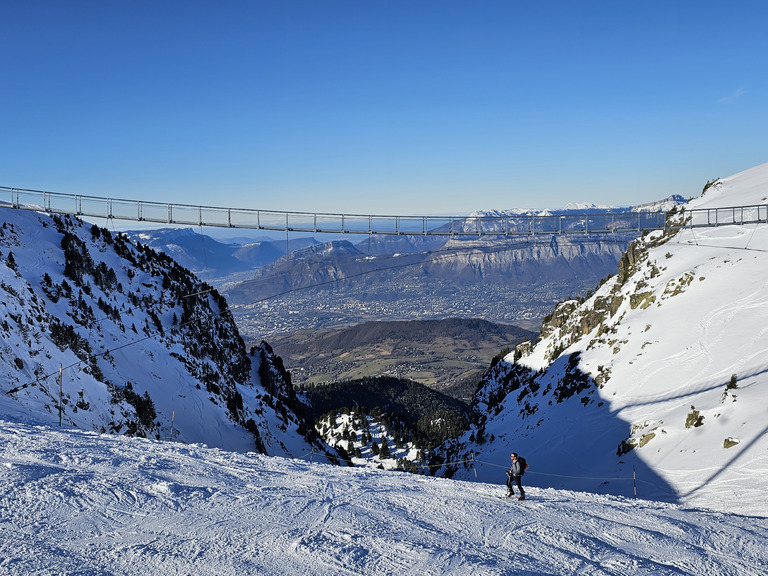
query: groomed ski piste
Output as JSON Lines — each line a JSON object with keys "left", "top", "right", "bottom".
{"left": 1, "top": 418, "right": 767, "bottom": 576}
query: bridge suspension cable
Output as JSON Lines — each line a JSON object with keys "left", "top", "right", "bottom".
{"left": 2, "top": 185, "right": 765, "bottom": 237}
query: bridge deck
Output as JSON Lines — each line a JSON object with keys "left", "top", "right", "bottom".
{"left": 2, "top": 186, "right": 765, "bottom": 236}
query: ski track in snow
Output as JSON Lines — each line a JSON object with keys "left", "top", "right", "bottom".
{"left": 1, "top": 421, "right": 767, "bottom": 576}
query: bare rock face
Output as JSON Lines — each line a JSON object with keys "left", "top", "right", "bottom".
{"left": 223, "top": 233, "right": 635, "bottom": 339}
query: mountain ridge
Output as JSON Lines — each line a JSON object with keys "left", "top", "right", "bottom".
{"left": 0, "top": 208, "right": 337, "bottom": 463}
{"left": 122, "top": 198, "right": 685, "bottom": 340}
{"left": 435, "top": 164, "right": 768, "bottom": 515}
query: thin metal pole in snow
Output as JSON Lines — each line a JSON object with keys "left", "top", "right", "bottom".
{"left": 58, "top": 364, "right": 63, "bottom": 427}
{"left": 170, "top": 410, "right": 175, "bottom": 441}
{"left": 633, "top": 465, "right": 637, "bottom": 498}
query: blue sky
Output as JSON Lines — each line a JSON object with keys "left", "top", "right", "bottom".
{"left": 2, "top": 1, "right": 767, "bottom": 215}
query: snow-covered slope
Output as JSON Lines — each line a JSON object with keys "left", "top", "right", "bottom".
{"left": 440, "top": 162, "right": 768, "bottom": 517}
{"left": 1, "top": 419, "right": 766, "bottom": 576}
{"left": 0, "top": 208, "right": 335, "bottom": 462}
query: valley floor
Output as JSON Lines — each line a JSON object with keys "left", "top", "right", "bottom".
{"left": 1, "top": 419, "right": 766, "bottom": 575}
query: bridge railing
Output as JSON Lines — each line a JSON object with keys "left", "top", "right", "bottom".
{"left": 686, "top": 204, "right": 768, "bottom": 227}
{"left": 1, "top": 185, "right": 765, "bottom": 236}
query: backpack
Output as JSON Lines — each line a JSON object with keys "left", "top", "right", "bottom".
{"left": 518, "top": 456, "right": 529, "bottom": 473}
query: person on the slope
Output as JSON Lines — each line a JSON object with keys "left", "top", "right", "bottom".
{"left": 506, "top": 452, "right": 526, "bottom": 500}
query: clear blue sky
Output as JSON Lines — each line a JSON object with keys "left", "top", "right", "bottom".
{"left": 2, "top": 1, "right": 767, "bottom": 215}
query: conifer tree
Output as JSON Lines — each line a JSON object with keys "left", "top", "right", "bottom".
{"left": 378, "top": 437, "right": 390, "bottom": 459}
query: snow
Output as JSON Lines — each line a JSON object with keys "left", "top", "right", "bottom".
{"left": 691, "top": 161, "right": 768, "bottom": 209}
{"left": 443, "top": 161, "right": 768, "bottom": 519}
{"left": 320, "top": 412, "right": 421, "bottom": 470}
{"left": 3, "top": 164, "right": 768, "bottom": 573}
{"left": 1, "top": 419, "right": 766, "bottom": 576}
{"left": 0, "top": 207, "right": 334, "bottom": 464}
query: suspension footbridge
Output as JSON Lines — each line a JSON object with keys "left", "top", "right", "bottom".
{"left": 2, "top": 185, "right": 765, "bottom": 237}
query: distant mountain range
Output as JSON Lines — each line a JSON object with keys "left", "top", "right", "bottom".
{"left": 123, "top": 198, "right": 686, "bottom": 340}
{"left": 224, "top": 233, "right": 643, "bottom": 339}
{"left": 126, "top": 196, "right": 686, "bottom": 282}
{"left": 125, "top": 228, "right": 319, "bottom": 278}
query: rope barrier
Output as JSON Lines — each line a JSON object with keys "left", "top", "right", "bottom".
{"left": 291, "top": 449, "right": 654, "bottom": 487}
{"left": 440, "top": 457, "right": 640, "bottom": 483}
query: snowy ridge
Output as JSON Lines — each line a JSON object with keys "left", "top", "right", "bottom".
{"left": 1, "top": 418, "right": 766, "bottom": 575}
{"left": 0, "top": 208, "right": 335, "bottom": 462}
{"left": 439, "top": 163, "right": 768, "bottom": 517}
{"left": 469, "top": 195, "right": 686, "bottom": 219}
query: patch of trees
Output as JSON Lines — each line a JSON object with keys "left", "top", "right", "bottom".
{"left": 48, "top": 318, "right": 104, "bottom": 381}
{"left": 254, "top": 342, "right": 320, "bottom": 440}
{"left": 109, "top": 381, "right": 156, "bottom": 437}
{"left": 58, "top": 224, "right": 122, "bottom": 298}
{"left": 301, "top": 376, "right": 469, "bottom": 450}
{"left": 4, "top": 250, "right": 18, "bottom": 273}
